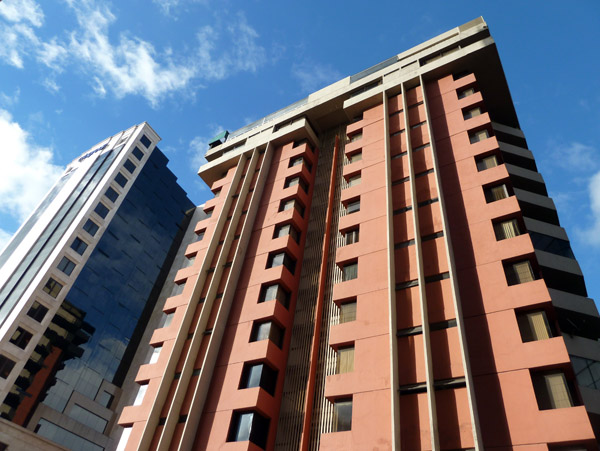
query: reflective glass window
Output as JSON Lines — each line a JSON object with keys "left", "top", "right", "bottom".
{"left": 71, "top": 237, "right": 88, "bottom": 255}
{"left": 104, "top": 186, "right": 119, "bottom": 203}
{"left": 43, "top": 277, "right": 63, "bottom": 298}
{"left": 132, "top": 146, "right": 144, "bottom": 160}
{"left": 27, "top": 301, "right": 49, "bottom": 322}
{"left": 10, "top": 327, "right": 33, "bottom": 349}
{"left": 83, "top": 219, "right": 99, "bottom": 237}
{"left": 57, "top": 256, "right": 76, "bottom": 276}
{"left": 115, "top": 172, "right": 128, "bottom": 188}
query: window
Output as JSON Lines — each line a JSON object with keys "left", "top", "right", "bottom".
{"left": 149, "top": 346, "right": 162, "bottom": 364}
{"left": 267, "top": 252, "right": 296, "bottom": 274}
{"left": 172, "top": 281, "right": 185, "bottom": 296}
{"left": 68, "top": 404, "right": 108, "bottom": 433}
{"left": 476, "top": 155, "right": 499, "bottom": 171}
{"left": 333, "top": 399, "right": 352, "bottom": 432}
{"left": 484, "top": 184, "right": 509, "bottom": 203}
{"left": 133, "top": 383, "right": 148, "bottom": 406}
{"left": 94, "top": 202, "right": 110, "bottom": 219}
{"left": 240, "top": 362, "right": 278, "bottom": 395}
{"left": 346, "top": 174, "right": 361, "bottom": 188}
{"left": 71, "top": 237, "right": 88, "bottom": 255}
{"left": 348, "top": 152, "right": 362, "bottom": 163}
{"left": 284, "top": 176, "right": 308, "bottom": 193}
{"left": 57, "top": 256, "right": 76, "bottom": 276}
{"left": 532, "top": 370, "right": 574, "bottom": 410}
{"left": 259, "top": 283, "right": 290, "bottom": 308}
{"left": 336, "top": 346, "right": 355, "bottom": 374}
{"left": 505, "top": 260, "right": 536, "bottom": 285}
{"left": 184, "top": 255, "right": 196, "bottom": 268}
{"left": 213, "top": 188, "right": 221, "bottom": 198}
{"left": 517, "top": 310, "right": 553, "bottom": 342}
{"left": 279, "top": 198, "right": 305, "bottom": 217}
{"left": 123, "top": 159, "right": 137, "bottom": 174}
{"left": 83, "top": 219, "right": 99, "bottom": 237}
{"left": 27, "top": 301, "right": 49, "bottom": 322}
{"left": 43, "top": 278, "right": 63, "bottom": 298}
{"left": 115, "top": 172, "right": 128, "bottom": 188}
{"left": 104, "top": 186, "right": 119, "bottom": 203}
{"left": 470, "top": 129, "right": 490, "bottom": 144}
{"left": 346, "top": 199, "right": 360, "bottom": 214}
{"left": 463, "top": 106, "right": 482, "bottom": 120}
{"left": 348, "top": 132, "right": 362, "bottom": 143}
{"left": 140, "top": 135, "right": 152, "bottom": 148}
{"left": 204, "top": 208, "right": 213, "bottom": 219}
{"left": 0, "top": 355, "right": 16, "bottom": 379}
{"left": 458, "top": 87, "right": 476, "bottom": 99}
{"left": 289, "top": 156, "right": 312, "bottom": 173}
{"left": 132, "top": 146, "right": 144, "bottom": 160}
{"left": 251, "top": 321, "right": 284, "bottom": 348}
{"left": 342, "top": 262, "right": 358, "bottom": 281}
{"left": 161, "top": 311, "right": 175, "bottom": 328}
{"left": 339, "top": 300, "right": 357, "bottom": 323}
{"left": 274, "top": 223, "right": 300, "bottom": 243}
{"left": 494, "top": 218, "right": 521, "bottom": 240}
{"left": 227, "top": 411, "right": 270, "bottom": 448}
{"left": 572, "top": 356, "right": 600, "bottom": 390}
{"left": 196, "top": 229, "right": 206, "bottom": 241}
{"left": 10, "top": 327, "right": 33, "bottom": 349}
{"left": 343, "top": 228, "right": 359, "bottom": 245}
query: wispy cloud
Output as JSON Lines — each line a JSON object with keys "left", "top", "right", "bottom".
{"left": 551, "top": 141, "right": 598, "bottom": 173}
{"left": 0, "top": 0, "right": 268, "bottom": 106}
{"left": 189, "top": 124, "right": 224, "bottom": 169}
{"left": 0, "top": 108, "right": 64, "bottom": 233}
{"left": 292, "top": 60, "right": 342, "bottom": 93}
{"left": 152, "top": 0, "right": 209, "bottom": 16}
{"left": 576, "top": 171, "right": 600, "bottom": 246}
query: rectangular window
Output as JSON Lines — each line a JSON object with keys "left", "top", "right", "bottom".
{"left": 476, "top": 155, "right": 499, "bottom": 171}
{"left": 240, "top": 362, "right": 278, "bottom": 395}
{"left": 43, "top": 278, "right": 63, "bottom": 298}
{"left": 97, "top": 390, "right": 114, "bottom": 408}
{"left": 484, "top": 184, "right": 509, "bottom": 203}
{"left": 289, "top": 156, "right": 312, "bottom": 173}
{"left": 274, "top": 223, "right": 300, "bottom": 243}
{"left": 279, "top": 198, "right": 305, "bottom": 217}
{"left": 505, "top": 260, "right": 536, "bottom": 285}
{"left": 10, "top": 327, "right": 33, "bottom": 349}
{"left": 494, "top": 218, "right": 521, "bottom": 240}
{"left": 140, "top": 135, "right": 152, "bottom": 148}
{"left": 336, "top": 346, "right": 355, "bottom": 374}
{"left": 348, "top": 132, "right": 362, "bottom": 143}
{"left": 346, "top": 174, "right": 361, "bottom": 188}
{"left": 348, "top": 152, "right": 362, "bottom": 163}
{"left": 83, "top": 219, "right": 99, "bottom": 237}
{"left": 346, "top": 199, "right": 360, "bottom": 214}
{"left": 342, "top": 262, "right": 358, "bottom": 281}
{"left": 259, "top": 283, "right": 290, "bottom": 308}
{"left": 94, "top": 202, "right": 110, "bottom": 219}
{"left": 285, "top": 176, "right": 308, "bottom": 193}
{"left": 57, "top": 256, "right": 76, "bottom": 276}
{"left": 204, "top": 208, "right": 213, "bottom": 218}
{"left": 171, "top": 281, "right": 185, "bottom": 296}
{"left": 161, "top": 312, "right": 175, "bottom": 328}
{"left": 333, "top": 399, "right": 352, "bottom": 432}
{"left": 251, "top": 321, "right": 284, "bottom": 348}
{"left": 227, "top": 411, "right": 270, "bottom": 448}
{"left": 517, "top": 310, "right": 552, "bottom": 342}
{"left": 133, "top": 383, "right": 148, "bottom": 406}
{"left": 196, "top": 229, "right": 206, "bottom": 241}
{"left": 267, "top": 252, "right": 296, "bottom": 274}
{"left": 132, "top": 146, "right": 144, "bottom": 160}
{"left": 149, "top": 346, "right": 162, "bottom": 364}
{"left": 463, "top": 106, "right": 482, "bottom": 120}
{"left": 71, "top": 237, "right": 88, "bottom": 255}
{"left": 184, "top": 255, "right": 196, "bottom": 268}
{"left": 104, "top": 186, "right": 119, "bottom": 203}
{"left": 339, "top": 300, "right": 357, "bottom": 323}
{"left": 343, "top": 228, "right": 359, "bottom": 245}
{"left": 470, "top": 129, "right": 490, "bottom": 144}
{"left": 68, "top": 404, "right": 108, "bottom": 434}
{"left": 0, "top": 355, "right": 16, "bottom": 379}
{"left": 27, "top": 301, "right": 49, "bottom": 322}
{"left": 532, "top": 370, "right": 574, "bottom": 410}
{"left": 115, "top": 172, "right": 128, "bottom": 188}
{"left": 458, "top": 87, "right": 476, "bottom": 99}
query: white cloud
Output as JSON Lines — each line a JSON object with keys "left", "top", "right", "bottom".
{"left": 189, "top": 124, "right": 224, "bottom": 169}
{"left": 0, "top": 87, "right": 20, "bottom": 107}
{"left": 0, "top": 108, "right": 64, "bottom": 222}
{"left": 152, "top": 0, "right": 209, "bottom": 16}
{"left": 576, "top": 171, "right": 600, "bottom": 246}
{"left": 292, "top": 60, "right": 342, "bottom": 93}
{"left": 0, "top": 0, "right": 44, "bottom": 27}
{"left": 551, "top": 141, "right": 598, "bottom": 173}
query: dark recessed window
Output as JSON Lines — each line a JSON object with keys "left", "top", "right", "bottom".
{"left": 493, "top": 218, "right": 521, "bottom": 240}
{"left": 115, "top": 172, "right": 128, "bottom": 188}
{"left": 458, "top": 87, "right": 476, "bottom": 99}
{"left": 517, "top": 309, "right": 553, "bottom": 342}
{"left": 463, "top": 106, "right": 482, "bottom": 120}
{"left": 71, "top": 237, "right": 88, "bottom": 255}
{"left": 57, "top": 256, "right": 76, "bottom": 276}
{"left": 339, "top": 300, "right": 357, "bottom": 323}
{"left": 43, "top": 278, "right": 63, "bottom": 298}
{"left": 348, "top": 132, "right": 362, "bottom": 143}
{"left": 346, "top": 174, "right": 361, "bottom": 188}
{"left": 259, "top": 283, "right": 290, "bottom": 308}
{"left": 27, "top": 301, "right": 49, "bottom": 322}
{"left": 227, "top": 411, "right": 270, "bottom": 448}
{"left": 343, "top": 228, "right": 359, "bottom": 245}
{"left": 336, "top": 346, "right": 355, "bottom": 374}
{"left": 251, "top": 321, "right": 284, "bottom": 348}
{"left": 82, "top": 219, "right": 99, "bottom": 237}
{"left": 240, "top": 362, "right": 278, "bottom": 396}
{"left": 346, "top": 199, "right": 360, "bottom": 214}
{"left": 10, "top": 327, "right": 33, "bottom": 349}
{"left": 289, "top": 156, "right": 312, "bottom": 173}
{"left": 94, "top": 202, "right": 110, "bottom": 219}
{"left": 476, "top": 154, "right": 499, "bottom": 171}
{"left": 204, "top": 208, "right": 214, "bottom": 219}
{"left": 531, "top": 370, "right": 574, "bottom": 410}
{"left": 348, "top": 152, "right": 362, "bottom": 163}
{"left": 140, "top": 135, "right": 152, "bottom": 148}
{"left": 274, "top": 223, "right": 300, "bottom": 243}
{"left": 104, "top": 186, "right": 119, "bottom": 203}
{"left": 505, "top": 260, "right": 536, "bottom": 285}
{"left": 0, "top": 355, "right": 16, "bottom": 379}
{"left": 279, "top": 198, "right": 305, "bottom": 217}
{"left": 342, "top": 262, "right": 358, "bottom": 281}
{"left": 171, "top": 281, "right": 185, "bottom": 296}
{"left": 267, "top": 251, "right": 296, "bottom": 274}
{"left": 284, "top": 176, "right": 308, "bottom": 193}
{"left": 333, "top": 399, "right": 352, "bottom": 432}
{"left": 132, "top": 146, "right": 144, "bottom": 160}
{"left": 196, "top": 229, "right": 206, "bottom": 241}
{"left": 469, "top": 129, "right": 490, "bottom": 144}
{"left": 123, "top": 159, "right": 137, "bottom": 174}
{"left": 484, "top": 184, "right": 510, "bottom": 203}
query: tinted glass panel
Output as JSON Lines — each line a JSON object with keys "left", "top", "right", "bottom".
{"left": 83, "top": 219, "right": 99, "bottom": 237}
{"left": 57, "top": 256, "right": 76, "bottom": 276}
{"left": 105, "top": 187, "right": 119, "bottom": 203}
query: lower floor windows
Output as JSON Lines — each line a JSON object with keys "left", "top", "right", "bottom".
{"left": 240, "top": 362, "right": 278, "bottom": 395}
{"left": 532, "top": 370, "right": 574, "bottom": 410}
{"left": 267, "top": 251, "right": 296, "bottom": 274}
{"left": 332, "top": 398, "right": 352, "bottom": 432}
{"left": 27, "top": 301, "right": 49, "bottom": 322}
{"left": 227, "top": 410, "right": 270, "bottom": 448}
{"left": 251, "top": 320, "right": 284, "bottom": 348}
{"left": 43, "top": 277, "right": 63, "bottom": 298}
{"left": 505, "top": 260, "right": 536, "bottom": 285}
{"left": 259, "top": 283, "right": 290, "bottom": 308}
{"left": 484, "top": 184, "right": 510, "bottom": 203}
{"left": 10, "top": 327, "right": 33, "bottom": 349}
{"left": 0, "top": 355, "right": 16, "bottom": 379}
{"left": 516, "top": 309, "right": 553, "bottom": 342}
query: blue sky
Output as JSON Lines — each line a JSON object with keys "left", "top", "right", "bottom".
{"left": 0, "top": 0, "right": 599, "bottom": 303}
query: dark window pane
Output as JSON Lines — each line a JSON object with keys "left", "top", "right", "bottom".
{"left": 10, "top": 327, "right": 33, "bottom": 349}
{"left": 82, "top": 219, "right": 99, "bottom": 237}
{"left": 132, "top": 146, "right": 144, "bottom": 160}
{"left": 123, "top": 159, "right": 137, "bottom": 174}
{"left": 104, "top": 186, "right": 119, "bottom": 203}
{"left": 27, "top": 301, "right": 49, "bottom": 322}
{"left": 43, "top": 278, "right": 63, "bottom": 298}
{"left": 57, "top": 256, "right": 76, "bottom": 276}
{"left": 251, "top": 321, "right": 284, "bottom": 348}
{"left": 140, "top": 135, "right": 152, "bottom": 148}
{"left": 71, "top": 237, "right": 88, "bottom": 255}
{"left": 346, "top": 200, "right": 360, "bottom": 214}
{"left": 0, "top": 355, "right": 16, "bottom": 379}
{"left": 115, "top": 172, "right": 128, "bottom": 188}
{"left": 333, "top": 399, "right": 352, "bottom": 432}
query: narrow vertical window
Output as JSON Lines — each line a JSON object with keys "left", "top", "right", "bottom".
{"left": 494, "top": 218, "right": 521, "bottom": 240}
{"left": 339, "top": 300, "right": 357, "bottom": 323}
{"left": 532, "top": 370, "right": 574, "bottom": 410}
{"left": 517, "top": 310, "right": 553, "bottom": 342}
{"left": 333, "top": 399, "right": 353, "bottom": 432}
{"left": 505, "top": 260, "right": 536, "bottom": 285}
{"left": 336, "top": 346, "right": 355, "bottom": 374}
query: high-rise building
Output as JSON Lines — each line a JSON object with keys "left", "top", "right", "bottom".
{"left": 0, "top": 123, "right": 195, "bottom": 450}
{"left": 113, "top": 17, "right": 600, "bottom": 450}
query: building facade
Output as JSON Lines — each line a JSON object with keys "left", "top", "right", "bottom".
{"left": 0, "top": 123, "right": 195, "bottom": 450}
{"left": 114, "top": 18, "right": 600, "bottom": 451}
